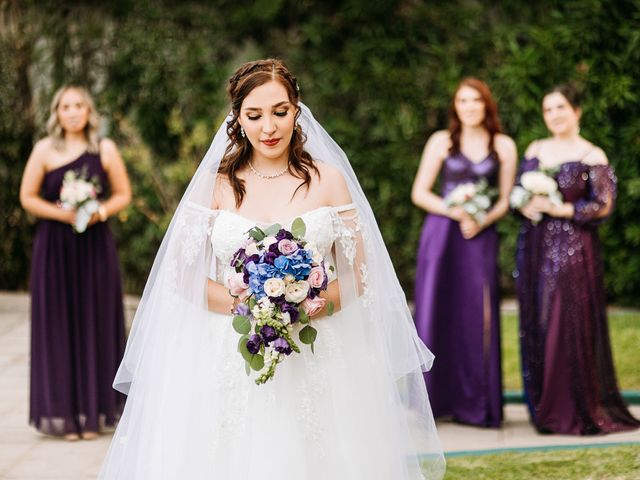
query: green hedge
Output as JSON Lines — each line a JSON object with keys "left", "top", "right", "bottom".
{"left": 1, "top": 0, "right": 639, "bottom": 304}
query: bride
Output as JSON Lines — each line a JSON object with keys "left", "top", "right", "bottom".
{"left": 99, "top": 59, "right": 445, "bottom": 479}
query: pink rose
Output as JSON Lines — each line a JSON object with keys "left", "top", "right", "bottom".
{"left": 278, "top": 239, "right": 299, "bottom": 255}
{"left": 301, "top": 296, "right": 326, "bottom": 317}
{"left": 227, "top": 272, "right": 249, "bottom": 299}
{"left": 307, "top": 266, "right": 325, "bottom": 289}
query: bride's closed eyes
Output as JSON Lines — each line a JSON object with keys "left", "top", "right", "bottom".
{"left": 246, "top": 109, "right": 289, "bottom": 121}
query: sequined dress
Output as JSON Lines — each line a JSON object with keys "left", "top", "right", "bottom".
{"left": 515, "top": 157, "right": 639, "bottom": 435}
{"left": 414, "top": 152, "right": 503, "bottom": 428}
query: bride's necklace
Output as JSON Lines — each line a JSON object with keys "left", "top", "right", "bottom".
{"left": 248, "top": 161, "right": 289, "bottom": 179}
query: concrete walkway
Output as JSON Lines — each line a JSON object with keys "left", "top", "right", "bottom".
{"left": 1, "top": 291, "right": 638, "bottom": 479}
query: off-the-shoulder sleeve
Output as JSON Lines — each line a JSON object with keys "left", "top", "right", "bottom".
{"left": 573, "top": 165, "right": 617, "bottom": 225}
{"left": 162, "top": 201, "right": 219, "bottom": 304}
{"left": 330, "top": 204, "right": 373, "bottom": 308}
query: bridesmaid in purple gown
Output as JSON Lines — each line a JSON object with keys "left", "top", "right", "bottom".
{"left": 411, "top": 78, "right": 517, "bottom": 427}
{"left": 19, "top": 86, "right": 131, "bottom": 440}
{"left": 515, "top": 84, "right": 639, "bottom": 435}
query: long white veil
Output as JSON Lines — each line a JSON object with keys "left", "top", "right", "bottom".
{"left": 113, "top": 102, "right": 445, "bottom": 478}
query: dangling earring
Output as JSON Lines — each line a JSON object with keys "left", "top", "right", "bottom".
{"left": 240, "top": 127, "right": 246, "bottom": 138}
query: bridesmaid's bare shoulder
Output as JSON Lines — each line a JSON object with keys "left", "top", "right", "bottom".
{"left": 524, "top": 138, "right": 548, "bottom": 159}
{"left": 582, "top": 145, "right": 609, "bottom": 166}
{"left": 494, "top": 133, "right": 517, "bottom": 162}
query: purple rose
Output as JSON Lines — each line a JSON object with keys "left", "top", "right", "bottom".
{"left": 263, "top": 251, "right": 278, "bottom": 265}
{"left": 246, "top": 334, "right": 262, "bottom": 354}
{"left": 280, "top": 301, "right": 299, "bottom": 323}
{"left": 260, "top": 325, "right": 278, "bottom": 343}
{"left": 273, "top": 337, "right": 293, "bottom": 355}
{"left": 275, "top": 229, "right": 294, "bottom": 241}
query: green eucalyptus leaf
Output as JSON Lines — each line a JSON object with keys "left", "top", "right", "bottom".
{"left": 299, "top": 325, "right": 317, "bottom": 345}
{"left": 232, "top": 315, "right": 251, "bottom": 335}
{"left": 263, "top": 223, "right": 282, "bottom": 236}
{"left": 237, "top": 334, "right": 249, "bottom": 352}
{"left": 327, "top": 301, "right": 334, "bottom": 316}
{"left": 248, "top": 227, "right": 266, "bottom": 242}
{"left": 291, "top": 217, "right": 306, "bottom": 238}
{"left": 299, "top": 310, "right": 310, "bottom": 324}
{"left": 249, "top": 353, "right": 265, "bottom": 371}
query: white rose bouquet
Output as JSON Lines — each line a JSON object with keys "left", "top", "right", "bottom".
{"left": 228, "top": 218, "right": 333, "bottom": 385}
{"left": 58, "top": 167, "right": 102, "bottom": 233}
{"left": 444, "top": 178, "right": 497, "bottom": 224}
{"left": 510, "top": 170, "right": 563, "bottom": 224}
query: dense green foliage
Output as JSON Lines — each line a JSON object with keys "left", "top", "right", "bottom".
{"left": 1, "top": 0, "right": 639, "bottom": 303}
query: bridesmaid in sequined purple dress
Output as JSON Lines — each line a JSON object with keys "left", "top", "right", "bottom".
{"left": 515, "top": 84, "right": 639, "bottom": 435}
{"left": 19, "top": 86, "right": 132, "bottom": 440}
{"left": 412, "top": 78, "right": 517, "bottom": 427}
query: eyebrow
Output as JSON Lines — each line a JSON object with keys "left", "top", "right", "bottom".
{"left": 243, "top": 101, "right": 290, "bottom": 112}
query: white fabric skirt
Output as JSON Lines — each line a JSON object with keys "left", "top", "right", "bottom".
{"left": 99, "top": 297, "right": 443, "bottom": 479}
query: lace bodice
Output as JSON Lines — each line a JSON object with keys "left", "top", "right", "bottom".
{"left": 210, "top": 205, "right": 353, "bottom": 284}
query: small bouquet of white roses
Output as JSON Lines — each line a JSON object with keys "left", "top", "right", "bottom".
{"left": 444, "top": 178, "right": 497, "bottom": 225}
{"left": 510, "top": 169, "right": 563, "bottom": 224}
{"left": 58, "top": 167, "right": 101, "bottom": 233}
{"left": 228, "top": 217, "right": 333, "bottom": 385}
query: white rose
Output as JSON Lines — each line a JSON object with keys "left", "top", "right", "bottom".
{"left": 245, "top": 242, "right": 260, "bottom": 256}
{"left": 475, "top": 194, "right": 491, "bottom": 210}
{"left": 263, "top": 236, "right": 277, "bottom": 248}
{"left": 521, "top": 171, "right": 558, "bottom": 195}
{"left": 509, "top": 186, "right": 530, "bottom": 209}
{"left": 284, "top": 281, "right": 310, "bottom": 304}
{"left": 283, "top": 274, "right": 296, "bottom": 285}
{"left": 447, "top": 183, "right": 477, "bottom": 205}
{"left": 305, "top": 242, "right": 323, "bottom": 264}
{"left": 264, "top": 277, "right": 286, "bottom": 298}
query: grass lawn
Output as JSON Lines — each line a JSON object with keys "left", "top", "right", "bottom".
{"left": 501, "top": 310, "right": 640, "bottom": 392}
{"left": 440, "top": 445, "right": 640, "bottom": 479}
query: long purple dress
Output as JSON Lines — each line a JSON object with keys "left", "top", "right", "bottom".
{"left": 29, "top": 151, "right": 125, "bottom": 436}
{"left": 414, "top": 152, "right": 503, "bottom": 428}
{"left": 515, "top": 157, "right": 639, "bottom": 435}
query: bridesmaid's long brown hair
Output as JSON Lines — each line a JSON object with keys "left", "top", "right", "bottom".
{"left": 448, "top": 78, "right": 502, "bottom": 160}
{"left": 219, "top": 58, "right": 319, "bottom": 208}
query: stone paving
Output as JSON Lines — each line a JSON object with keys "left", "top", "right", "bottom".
{"left": 1, "top": 291, "right": 638, "bottom": 479}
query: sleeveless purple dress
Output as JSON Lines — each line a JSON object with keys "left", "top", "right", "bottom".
{"left": 414, "top": 151, "right": 503, "bottom": 428}
{"left": 516, "top": 158, "right": 639, "bottom": 435}
{"left": 29, "top": 151, "right": 125, "bottom": 436}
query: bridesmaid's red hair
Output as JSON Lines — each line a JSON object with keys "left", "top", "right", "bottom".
{"left": 448, "top": 77, "right": 502, "bottom": 160}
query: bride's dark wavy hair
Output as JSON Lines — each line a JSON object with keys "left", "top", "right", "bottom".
{"left": 219, "top": 58, "right": 319, "bottom": 208}
{"left": 448, "top": 77, "right": 502, "bottom": 161}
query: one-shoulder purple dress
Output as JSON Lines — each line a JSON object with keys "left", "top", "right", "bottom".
{"left": 414, "top": 152, "right": 503, "bottom": 428}
{"left": 516, "top": 158, "right": 639, "bottom": 435}
{"left": 29, "top": 151, "right": 125, "bottom": 436}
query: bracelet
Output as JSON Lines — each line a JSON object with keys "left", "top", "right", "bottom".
{"left": 98, "top": 204, "right": 108, "bottom": 222}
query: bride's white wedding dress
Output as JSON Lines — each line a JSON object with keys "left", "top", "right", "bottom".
{"left": 99, "top": 204, "right": 443, "bottom": 479}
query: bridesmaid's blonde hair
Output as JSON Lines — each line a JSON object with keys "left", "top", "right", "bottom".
{"left": 46, "top": 85, "right": 101, "bottom": 153}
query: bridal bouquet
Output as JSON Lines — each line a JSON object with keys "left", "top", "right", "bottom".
{"left": 510, "top": 170, "right": 563, "bottom": 224}
{"left": 444, "top": 178, "right": 496, "bottom": 224}
{"left": 59, "top": 168, "right": 102, "bottom": 233}
{"left": 228, "top": 218, "right": 333, "bottom": 385}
